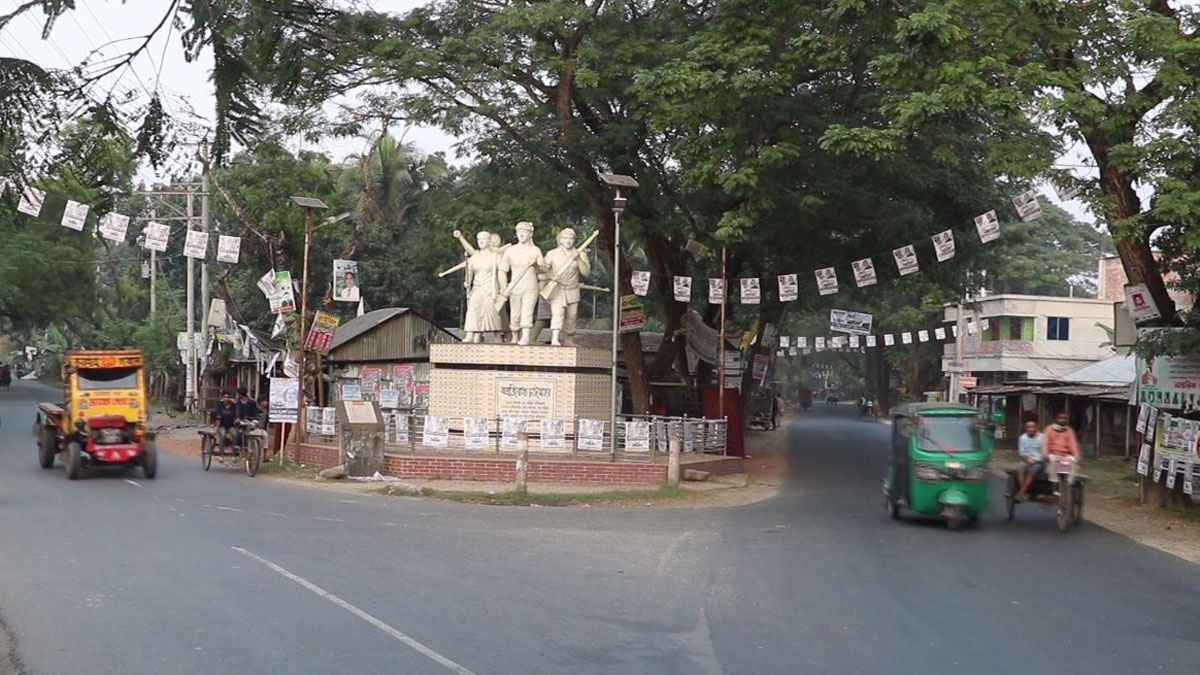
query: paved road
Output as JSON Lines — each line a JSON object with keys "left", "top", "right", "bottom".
{"left": 1, "top": 382, "right": 1197, "bottom": 674}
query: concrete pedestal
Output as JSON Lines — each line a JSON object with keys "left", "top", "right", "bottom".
{"left": 429, "top": 343, "right": 611, "bottom": 422}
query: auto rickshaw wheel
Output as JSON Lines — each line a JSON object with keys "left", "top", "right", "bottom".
{"left": 65, "top": 441, "right": 82, "bottom": 480}
{"left": 142, "top": 441, "right": 158, "bottom": 479}
{"left": 244, "top": 438, "right": 262, "bottom": 477}
{"left": 37, "top": 425, "right": 56, "bottom": 469}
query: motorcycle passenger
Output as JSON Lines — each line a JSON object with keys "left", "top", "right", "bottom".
{"left": 213, "top": 392, "right": 238, "bottom": 452}
{"left": 1014, "top": 420, "right": 1044, "bottom": 501}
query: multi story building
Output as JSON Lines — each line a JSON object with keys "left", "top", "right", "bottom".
{"left": 942, "top": 294, "right": 1115, "bottom": 386}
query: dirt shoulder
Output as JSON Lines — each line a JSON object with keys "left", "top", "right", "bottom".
{"left": 993, "top": 449, "right": 1200, "bottom": 564}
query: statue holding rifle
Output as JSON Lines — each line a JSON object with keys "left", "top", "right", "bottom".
{"left": 497, "top": 221, "right": 544, "bottom": 345}
{"left": 540, "top": 227, "right": 596, "bottom": 346}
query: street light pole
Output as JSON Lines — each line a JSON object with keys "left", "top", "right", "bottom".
{"left": 598, "top": 173, "right": 638, "bottom": 459}
{"left": 289, "top": 196, "right": 331, "bottom": 444}
{"left": 718, "top": 246, "right": 727, "bottom": 418}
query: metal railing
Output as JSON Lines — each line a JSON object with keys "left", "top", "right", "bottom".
{"left": 303, "top": 407, "right": 728, "bottom": 458}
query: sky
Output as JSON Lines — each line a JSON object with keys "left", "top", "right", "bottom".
{"left": 1, "top": 0, "right": 1103, "bottom": 225}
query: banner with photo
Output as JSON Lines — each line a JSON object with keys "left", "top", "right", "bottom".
{"left": 851, "top": 258, "right": 877, "bottom": 287}
{"left": 333, "top": 259, "right": 360, "bottom": 302}
{"left": 893, "top": 245, "right": 919, "bottom": 276}
{"left": 673, "top": 276, "right": 692, "bottom": 302}
{"left": 631, "top": 270, "right": 651, "bottom": 296}
{"left": 778, "top": 273, "right": 798, "bottom": 302}
{"left": 932, "top": 229, "right": 955, "bottom": 262}
{"left": 740, "top": 277, "right": 761, "bottom": 304}
{"left": 815, "top": 267, "right": 838, "bottom": 296}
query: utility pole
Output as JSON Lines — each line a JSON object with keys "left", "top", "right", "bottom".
{"left": 718, "top": 246, "right": 727, "bottom": 418}
{"left": 185, "top": 185, "right": 196, "bottom": 412}
{"left": 200, "top": 156, "right": 211, "bottom": 374}
{"left": 149, "top": 208, "right": 157, "bottom": 316}
{"left": 289, "top": 196, "right": 333, "bottom": 444}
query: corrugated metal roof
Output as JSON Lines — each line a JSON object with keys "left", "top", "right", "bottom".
{"left": 1060, "top": 354, "right": 1135, "bottom": 385}
{"left": 331, "top": 307, "right": 409, "bottom": 351}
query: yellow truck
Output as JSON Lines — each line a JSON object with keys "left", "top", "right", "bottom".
{"left": 33, "top": 349, "right": 158, "bottom": 480}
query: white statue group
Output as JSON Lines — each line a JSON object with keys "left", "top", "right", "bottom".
{"left": 445, "top": 222, "right": 596, "bottom": 346}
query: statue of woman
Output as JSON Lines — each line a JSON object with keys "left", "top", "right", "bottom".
{"left": 453, "top": 230, "right": 504, "bottom": 343}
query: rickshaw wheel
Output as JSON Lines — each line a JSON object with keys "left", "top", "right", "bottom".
{"left": 1055, "top": 477, "right": 1072, "bottom": 533}
{"left": 201, "top": 437, "right": 213, "bottom": 471}
{"left": 1071, "top": 483, "right": 1084, "bottom": 526}
{"left": 244, "top": 438, "right": 262, "bottom": 477}
{"left": 1005, "top": 474, "right": 1017, "bottom": 522}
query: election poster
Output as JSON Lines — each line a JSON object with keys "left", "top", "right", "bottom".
{"left": 183, "top": 229, "right": 209, "bottom": 259}
{"left": 815, "top": 267, "right": 838, "bottom": 296}
{"left": 268, "top": 378, "right": 299, "bottom": 423}
{"left": 778, "top": 273, "right": 798, "bottom": 302}
{"left": 740, "top": 277, "right": 761, "bottom": 304}
{"left": 142, "top": 221, "right": 170, "bottom": 252}
{"left": 333, "top": 259, "right": 360, "bottom": 302}
{"left": 303, "top": 311, "right": 340, "bottom": 354}
{"left": 61, "top": 199, "right": 89, "bottom": 231}
{"left": 974, "top": 210, "right": 1001, "bottom": 243}
{"left": 893, "top": 245, "right": 919, "bottom": 276}
{"left": 673, "top": 276, "right": 692, "bottom": 302}
{"left": 932, "top": 229, "right": 955, "bottom": 262}
{"left": 708, "top": 278, "right": 725, "bottom": 304}
{"left": 464, "top": 417, "right": 490, "bottom": 450}
{"left": 16, "top": 186, "right": 45, "bottom": 217}
{"left": 1012, "top": 189, "right": 1042, "bottom": 222}
{"left": 631, "top": 271, "right": 651, "bottom": 296}
{"left": 99, "top": 212, "right": 130, "bottom": 242}
{"left": 217, "top": 235, "right": 241, "bottom": 263}
{"left": 578, "top": 418, "right": 606, "bottom": 450}
{"left": 541, "top": 419, "right": 567, "bottom": 450}
{"left": 852, "top": 258, "right": 877, "bottom": 287}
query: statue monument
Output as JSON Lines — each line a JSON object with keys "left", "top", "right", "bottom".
{"left": 540, "top": 227, "right": 595, "bottom": 346}
{"left": 496, "top": 221, "right": 544, "bottom": 346}
{"left": 451, "top": 229, "right": 503, "bottom": 343}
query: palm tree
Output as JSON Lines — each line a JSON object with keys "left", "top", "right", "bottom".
{"left": 341, "top": 132, "right": 448, "bottom": 227}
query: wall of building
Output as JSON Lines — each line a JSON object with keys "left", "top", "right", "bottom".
{"left": 1097, "top": 254, "right": 1194, "bottom": 309}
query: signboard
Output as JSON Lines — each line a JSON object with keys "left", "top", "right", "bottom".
{"left": 303, "top": 311, "right": 340, "bottom": 354}
{"left": 959, "top": 376, "right": 978, "bottom": 390}
{"left": 577, "top": 418, "right": 605, "bottom": 451}
{"left": 496, "top": 376, "right": 556, "bottom": 419}
{"left": 269, "top": 378, "right": 299, "bottom": 423}
{"left": 619, "top": 294, "right": 646, "bottom": 333}
{"left": 830, "top": 309, "right": 873, "bottom": 335}
{"left": 1123, "top": 283, "right": 1161, "bottom": 323}
{"left": 1136, "top": 351, "right": 1200, "bottom": 409}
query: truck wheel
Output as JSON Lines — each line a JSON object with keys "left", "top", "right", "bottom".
{"left": 37, "top": 426, "right": 56, "bottom": 469}
{"left": 142, "top": 441, "right": 158, "bottom": 479}
{"left": 65, "top": 441, "right": 83, "bottom": 480}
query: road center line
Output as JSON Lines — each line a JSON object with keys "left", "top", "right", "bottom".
{"left": 215, "top": 505, "right": 243, "bottom": 512}
{"left": 231, "top": 546, "right": 477, "bottom": 675}
{"left": 124, "top": 479, "right": 142, "bottom": 488}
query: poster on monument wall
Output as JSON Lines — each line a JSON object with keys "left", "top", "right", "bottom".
{"left": 496, "top": 376, "right": 555, "bottom": 419}
{"left": 625, "top": 420, "right": 651, "bottom": 452}
{"left": 464, "top": 417, "right": 490, "bottom": 450}
{"left": 578, "top": 418, "right": 606, "bottom": 450}
{"left": 541, "top": 419, "right": 567, "bottom": 450}
{"left": 422, "top": 415, "right": 449, "bottom": 448}
{"left": 500, "top": 417, "right": 524, "bottom": 450}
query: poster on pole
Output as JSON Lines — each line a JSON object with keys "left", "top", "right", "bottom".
{"left": 98, "top": 213, "right": 130, "bottom": 242}
{"left": 463, "top": 417, "right": 490, "bottom": 450}
{"left": 16, "top": 186, "right": 45, "bottom": 217}
{"left": 184, "top": 229, "right": 209, "bottom": 259}
{"left": 778, "top": 274, "right": 798, "bottom": 302}
{"left": 901, "top": 332, "right": 913, "bottom": 345}
{"left": 541, "top": 419, "right": 566, "bottom": 450}
{"left": 619, "top": 294, "right": 646, "bottom": 334}
{"left": 739, "top": 277, "right": 761, "bottom": 304}
{"left": 974, "top": 210, "right": 1001, "bottom": 243}
{"left": 830, "top": 309, "right": 873, "bottom": 335}
{"left": 893, "top": 245, "right": 919, "bottom": 276}
{"left": 303, "top": 311, "right": 340, "bottom": 354}
{"left": 815, "top": 267, "right": 838, "bottom": 296}
{"left": 1124, "top": 283, "right": 1161, "bottom": 323}
{"left": 333, "top": 259, "right": 360, "bottom": 302}
{"left": 142, "top": 221, "right": 170, "bottom": 252}
{"left": 932, "top": 229, "right": 955, "bottom": 262}
{"left": 631, "top": 270, "right": 651, "bottom": 296}
{"left": 61, "top": 200, "right": 89, "bottom": 231}
{"left": 268, "top": 378, "right": 299, "bottom": 423}
{"left": 217, "top": 235, "right": 241, "bottom": 263}
{"left": 273, "top": 271, "right": 296, "bottom": 314}
{"left": 708, "top": 278, "right": 725, "bottom": 304}
{"left": 673, "top": 276, "right": 692, "bottom": 302}
{"left": 918, "top": 329, "right": 930, "bottom": 343}
{"left": 851, "top": 258, "right": 877, "bottom": 288}
{"left": 1012, "top": 189, "right": 1042, "bottom": 222}
{"left": 934, "top": 327, "right": 946, "bottom": 341}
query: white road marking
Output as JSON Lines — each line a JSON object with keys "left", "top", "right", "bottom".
{"left": 215, "top": 505, "right": 244, "bottom": 513}
{"left": 124, "top": 479, "right": 142, "bottom": 488}
{"left": 265, "top": 511, "right": 287, "bottom": 518}
{"left": 231, "top": 547, "right": 477, "bottom": 675}
{"left": 313, "top": 516, "right": 345, "bottom": 523}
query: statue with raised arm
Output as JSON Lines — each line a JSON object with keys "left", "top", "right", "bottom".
{"left": 452, "top": 229, "right": 503, "bottom": 343}
{"left": 497, "top": 221, "right": 544, "bottom": 345}
{"left": 540, "top": 227, "right": 593, "bottom": 346}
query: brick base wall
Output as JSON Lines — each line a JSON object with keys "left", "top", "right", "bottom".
{"left": 290, "top": 443, "right": 341, "bottom": 470}
{"left": 384, "top": 454, "right": 666, "bottom": 486}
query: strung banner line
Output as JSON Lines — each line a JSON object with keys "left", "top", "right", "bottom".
{"left": 776, "top": 318, "right": 992, "bottom": 354}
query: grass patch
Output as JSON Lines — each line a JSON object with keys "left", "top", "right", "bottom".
{"left": 372, "top": 483, "right": 687, "bottom": 507}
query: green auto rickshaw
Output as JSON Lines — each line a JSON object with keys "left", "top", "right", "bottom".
{"left": 883, "top": 403, "right": 993, "bottom": 529}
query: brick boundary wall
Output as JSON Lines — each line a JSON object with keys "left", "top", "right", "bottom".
{"left": 289, "top": 443, "right": 340, "bottom": 469}
{"left": 383, "top": 453, "right": 666, "bottom": 486}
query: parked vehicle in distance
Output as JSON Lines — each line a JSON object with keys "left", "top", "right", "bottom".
{"left": 33, "top": 350, "right": 157, "bottom": 480}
